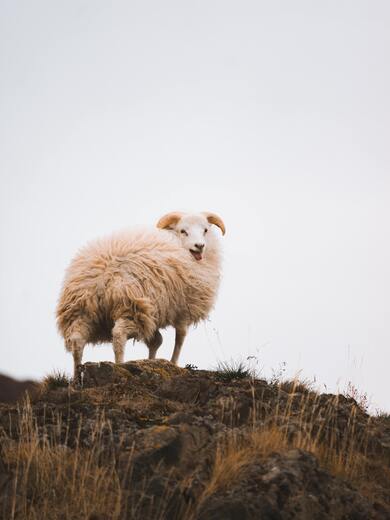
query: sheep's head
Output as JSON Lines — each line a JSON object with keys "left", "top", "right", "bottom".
{"left": 157, "top": 212, "right": 225, "bottom": 261}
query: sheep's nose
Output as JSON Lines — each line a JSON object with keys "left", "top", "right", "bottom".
{"left": 195, "top": 243, "right": 205, "bottom": 251}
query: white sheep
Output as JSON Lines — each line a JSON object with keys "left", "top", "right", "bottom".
{"left": 56, "top": 212, "right": 225, "bottom": 377}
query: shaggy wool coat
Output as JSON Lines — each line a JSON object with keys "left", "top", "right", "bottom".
{"left": 56, "top": 228, "right": 221, "bottom": 349}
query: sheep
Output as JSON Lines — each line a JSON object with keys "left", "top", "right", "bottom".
{"left": 56, "top": 211, "right": 225, "bottom": 378}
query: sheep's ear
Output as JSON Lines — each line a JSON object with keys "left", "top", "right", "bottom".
{"left": 203, "top": 212, "right": 226, "bottom": 235}
{"left": 156, "top": 212, "right": 184, "bottom": 230}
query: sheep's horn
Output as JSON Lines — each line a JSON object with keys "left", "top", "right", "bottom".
{"left": 156, "top": 212, "right": 184, "bottom": 230}
{"left": 203, "top": 212, "right": 226, "bottom": 235}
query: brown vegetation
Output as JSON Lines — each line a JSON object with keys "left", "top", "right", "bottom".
{"left": 0, "top": 361, "right": 389, "bottom": 519}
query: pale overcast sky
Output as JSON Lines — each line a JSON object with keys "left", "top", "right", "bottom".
{"left": 1, "top": 1, "right": 389, "bottom": 411}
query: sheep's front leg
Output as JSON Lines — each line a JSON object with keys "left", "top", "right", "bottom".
{"left": 171, "top": 324, "right": 188, "bottom": 365}
{"left": 147, "top": 330, "right": 163, "bottom": 360}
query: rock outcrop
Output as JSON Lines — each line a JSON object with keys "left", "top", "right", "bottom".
{"left": 0, "top": 360, "right": 389, "bottom": 519}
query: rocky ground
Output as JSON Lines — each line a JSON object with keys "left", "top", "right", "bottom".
{"left": 0, "top": 360, "right": 389, "bottom": 519}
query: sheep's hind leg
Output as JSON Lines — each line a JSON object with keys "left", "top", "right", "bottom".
{"left": 68, "top": 332, "right": 87, "bottom": 381}
{"left": 112, "top": 317, "right": 137, "bottom": 364}
{"left": 147, "top": 330, "right": 163, "bottom": 360}
{"left": 170, "top": 324, "right": 188, "bottom": 365}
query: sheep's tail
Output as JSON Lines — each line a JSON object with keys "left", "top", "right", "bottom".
{"left": 113, "top": 294, "right": 156, "bottom": 342}
{"left": 62, "top": 316, "right": 90, "bottom": 352}
{"left": 57, "top": 285, "right": 157, "bottom": 344}
{"left": 131, "top": 297, "right": 156, "bottom": 341}
{"left": 56, "top": 284, "right": 89, "bottom": 339}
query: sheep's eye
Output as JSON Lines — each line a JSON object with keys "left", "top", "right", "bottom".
{"left": 180, "top": 230, "right": 188, "bottom": 236}
{"left": 204, "top": 228, "right": 208, "bottom": 234}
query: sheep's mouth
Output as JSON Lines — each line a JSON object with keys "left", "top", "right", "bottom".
{"left": 190, "top": 250, "right": 203, "bottom": 261}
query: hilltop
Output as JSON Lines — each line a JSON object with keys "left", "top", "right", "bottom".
{"left": 0, "top": 360, "right": 389, "bottom": 519}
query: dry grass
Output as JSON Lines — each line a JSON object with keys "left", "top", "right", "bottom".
{"left": 1, "top": 400, "right": 123, "bottom": 520}
{"left": 1, "top": 376, "right": 389, "bottom": 519}
{"left": 0, "top": 399, "right": 184, "bottom": 520}
{"left": 201, "top": 426, "right": 287, "bottom": 500}
{"left": 195, "top": 380, "right": 390, "bottom": 513}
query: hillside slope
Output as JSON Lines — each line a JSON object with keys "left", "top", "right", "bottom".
{"left": 0, "top": 374, "right": 36, "bottom": 403}
{"left": 0, "top": 360, "right": 389, "bottom": 519}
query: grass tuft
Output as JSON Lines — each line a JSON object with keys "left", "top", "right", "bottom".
{"left": 278, "top": 378, "right": 315, "bottom": 395}
{"left": 215, "top": 359, "right": 252, "bottom": 382}
{"left": 42, "top": 370, "right": 71, "bottom": 391}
